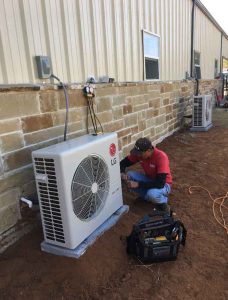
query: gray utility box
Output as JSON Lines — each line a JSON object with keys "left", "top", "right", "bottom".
{"left": 35, "top": 56, "right": 52, "bottom": 79}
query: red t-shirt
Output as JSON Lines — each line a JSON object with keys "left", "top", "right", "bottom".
{"left": 128, "top": 148, "right": 172, "bottom": 185}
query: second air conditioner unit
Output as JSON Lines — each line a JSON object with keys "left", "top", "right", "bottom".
{"left": 32, "top": 132, "right": 123, "bottom": 250}
{"left": 191, "top": 94, "right": 213, "bottom": 131}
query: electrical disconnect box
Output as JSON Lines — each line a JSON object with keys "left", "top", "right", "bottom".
{"left": 35, "top": 56, "right": 52, "bottom": 79}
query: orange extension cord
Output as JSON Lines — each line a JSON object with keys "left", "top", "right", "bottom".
{"left": 189, "top": 186, "right": 228, "bottom": 235}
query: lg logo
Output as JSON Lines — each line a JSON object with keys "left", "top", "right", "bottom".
{"left": 109, "top": 143, "right": 117, "bottom": 166}
{"left": 111, "top": 157, "right": 117, "bottom": 165}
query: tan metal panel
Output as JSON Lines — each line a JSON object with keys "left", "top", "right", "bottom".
{"left": 222, "top": 36, "right": 228, "bottom": 59}
{"left": 0, "top": 0, "right": 228, "bottom": 84}
{"left": 156, "top": 0, "right": 192, "bottom": 81}
{"left": 0, "top": 0, "right": 25, "bottom": 83}
{"left": 194, "top": 6, "right": 221, "bottom": 79}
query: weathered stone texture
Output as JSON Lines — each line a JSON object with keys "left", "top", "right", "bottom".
{"left": 155, "top": 115, "right": 166, "bottom": 126}
{"left": 0, "top": 204, "right": 21, "bottom": 234}
{"left": 24, "top": 127, "right": 63, "bottom": 145}
{"left": 96, "top": 97, "right": 112, "bottom": 112}
{"left": 96, "top": 111, "right": 113, "bottom": 123}
{"left": 113, "top": 107, "right": 123, "bottom": 120}
{"left": 113, "top": 95, "right": 126, "bottom": 106}
{"left": 58, "top": 90, "right": 87, "bottom": 109}
{"left": 0, "top": 157, "right": 4, "bottom": 176}
{"left": 39, "top": 92, "right": 58, "bottom": 113}
{"left": 68, "top": 122, "right": 84, "bottom": 133}
{"left": 0, "top": 188, "right": 21, "bottom": 234}
{"left": 130, "top": 125, "right": 139, "bottom": 135}
{"left": 0, "top": 188, "right": 20, "bottom": 210}
{"left": 146, "top": 118, "right": 155, "bottom": 128}
{"left": 95, "top": 87, "right": 118, "bottom": 97}
{"left": 122, "top": 135, "right": 132, "bottom": 147}
{"left": 3, "top": 146, "right": 35, "bottom": 172}
{"left": 149, "top": 98, "right": 161, "bottom": 108}
{"left": 133, "top": 103, "right": 149, "bottom": 112}
{"left": 124, "top": 113, "right": 138, "bottom": 127}
{"left": 139, "top": 120, "right": 146, "bottom": 131}
{"left": 0, "top": 168, "right": 34, "bottom": 194}
{"left": 146, "top": 108, "right": 155, "bottom": 119}
{"left": 21, "top": 180, "right": 36, "bottom": 197}
{"left": 123, "top": 104, "right": 133, "bottom": 115}
{"left": 163, "top": 98, "right": 170, "bottom": 106}
{"left": 0, "top": 92, "right": 40, "bottom": 119}
{"left": 22, "top": 114, "right": 53, "bottom": 133}
{"left": 160, "top": 83, "right": 173, "bottom": 93}
{"left": 117, "top": 128, "right": 131, "bottom": 138}
{"left": 52, "top": 111, "right": 66, "bottom": 126}
{"left": 0, "top": 119, "right": 21, "bottom": 135}
{"left": 103, "top": 120, "right": 124, "bottom": 132}
{"left": 0, "top": 132, "right": 24, "bottom": 153}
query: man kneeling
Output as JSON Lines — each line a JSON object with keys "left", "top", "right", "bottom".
{"left": 120, "top": 137, "right": 172, "bottom": 212}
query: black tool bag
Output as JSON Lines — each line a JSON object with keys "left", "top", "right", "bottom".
{"left": 126, "top": 211, "right": 187, "bottom": 263}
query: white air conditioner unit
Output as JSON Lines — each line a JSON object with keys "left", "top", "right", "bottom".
{"left": 32, "top": 133, "right": 123, "bottom": 249}
{"left": 191, "top": 94, "right": 213, "bottom": 131}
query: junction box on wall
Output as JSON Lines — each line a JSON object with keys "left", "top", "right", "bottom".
{"left": 35, "top": 56, "right": 52, "bottom": 79}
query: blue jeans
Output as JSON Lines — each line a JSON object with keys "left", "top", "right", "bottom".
{"left": 127, "top": 170, "right": 171, "bottom": 204}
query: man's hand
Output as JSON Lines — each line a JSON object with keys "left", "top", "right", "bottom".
{"left": 127, "top": 180, "right": 139, "bottom": 189}
{"left": 121, "top": 173, "right": 129, "bottom": 181}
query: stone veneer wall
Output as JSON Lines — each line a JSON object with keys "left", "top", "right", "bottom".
{"left": 0, "top": 79, "right": 222, "bottom": 240}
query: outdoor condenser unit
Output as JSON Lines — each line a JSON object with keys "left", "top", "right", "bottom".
{"left": 191, "top": 94, "right": 213, "bottom": 131}
{"left": 32, "top": 133, "right": 123, "bottom": 250}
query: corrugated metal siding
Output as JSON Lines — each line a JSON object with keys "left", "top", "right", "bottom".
{"left": 222, "top": 36, "right": 228, "bottom": 59}
{"left": 194, "top": 5, "right": 221, "bottom": 79}
{"left": 0, "top": 0, "right": 227, "bottom": 84}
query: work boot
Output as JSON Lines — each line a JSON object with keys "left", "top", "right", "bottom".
{"left": 155, "top": 203, "right": 170, "bottom": 214}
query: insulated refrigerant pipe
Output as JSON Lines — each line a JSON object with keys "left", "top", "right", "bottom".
{"left": 20, "top": 197, "right": 33, "bottom": 208}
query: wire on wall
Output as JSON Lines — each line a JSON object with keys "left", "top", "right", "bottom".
{"left": 83, "top": 84, "right": 104, "bottom": 135}
{"left": 51, "top": 74, "right": 69, "bottom": 141}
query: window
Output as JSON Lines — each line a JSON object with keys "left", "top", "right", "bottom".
{"left": 194, "top": 51, "right": 201, "bottom": 79}
{"left": 143, "top": 31, "right": 160, "bottom": 80}
{"left": 214, "top": 59, "right": 218, "bottom": 78}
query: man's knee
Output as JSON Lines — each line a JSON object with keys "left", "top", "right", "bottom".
{"left": 126, "top": 170, "right": 138, "bottom": 181}
{"left": 146, "top": 188, "right": 167, "bottom": 204}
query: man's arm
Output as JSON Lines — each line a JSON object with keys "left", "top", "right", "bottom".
{"left": 128, "top": 173, "right": 167, "bottom": 189}
{"left": 120, "top": 157, "right": 134, "bottom": 173}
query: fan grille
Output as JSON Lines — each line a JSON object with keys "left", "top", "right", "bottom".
{"left": 34, "top": 157, "right": 65, "bottom": 243}
{"left": 71, "top": 155, "right": 110, "bottom": 221}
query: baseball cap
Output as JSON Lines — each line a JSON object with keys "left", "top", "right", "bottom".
{"left": 130, "top": 137, "right": 153, "bottom": 156}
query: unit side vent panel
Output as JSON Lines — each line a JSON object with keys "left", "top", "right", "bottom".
{"left": 193, "top": 98, "right": 203, "bottom": 126}
{"left": 34, "top": 158, "right": 65, "bottom": 243}
{"left": 71, "top": 155, "right": 110, "bottom": 221}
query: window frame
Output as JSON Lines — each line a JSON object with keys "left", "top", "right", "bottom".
{"left": 142, "top": 30, "right": 160, "bottom": 81}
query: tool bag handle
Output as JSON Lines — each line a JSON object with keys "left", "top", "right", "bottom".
{"left": 136, "top": 211, "right": 173, "bottom": 229}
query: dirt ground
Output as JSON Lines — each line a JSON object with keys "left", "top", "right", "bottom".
{"left": 0, "top": 109, "right": 228, "bottom": 300}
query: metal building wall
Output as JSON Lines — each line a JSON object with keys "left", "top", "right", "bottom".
{"left": 0, "top": 0, "right": 226, "bottom": 85}
{"left": 194, "top": 5, "right": 221, "bottom": 79}
{"left": 222, "top": 36, "right": 228, "bottom": 60}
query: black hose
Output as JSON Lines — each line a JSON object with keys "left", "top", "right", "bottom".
{"left": 195, "top": 78, "right": 199, "bottom": 96}
{"left": 190, "top": 0, "right": 195, "bottom": 78}
{"left": 51, "top": 74, "right": 69, "bottom": 141}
